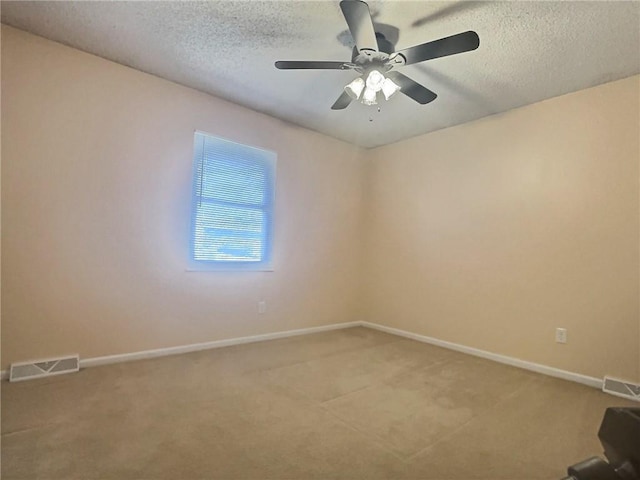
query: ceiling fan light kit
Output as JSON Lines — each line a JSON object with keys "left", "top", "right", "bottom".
{"left": 345, "top": 70, "right": 401, "bottom": 105}
{"left": 275, "top": 0, "right": 480, "bottom": 111}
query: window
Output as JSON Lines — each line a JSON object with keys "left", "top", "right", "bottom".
{"left": 189, "top": 132, "right": 276, "bottom": 270}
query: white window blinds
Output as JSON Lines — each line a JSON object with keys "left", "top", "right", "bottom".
{"left": 190, "top": 132, "right": 276, "bottom": 270}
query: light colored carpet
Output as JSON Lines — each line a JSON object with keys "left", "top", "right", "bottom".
{"left": 1, "top": 326, "right": 636, "bottom": 479}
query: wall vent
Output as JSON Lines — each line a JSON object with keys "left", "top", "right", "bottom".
{"left": 602, "top": 376, "right": 640, "bottom": 402}
{"left": 9, "top": 355, "right": 79, "bottom": 382}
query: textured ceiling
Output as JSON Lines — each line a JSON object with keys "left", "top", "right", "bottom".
{"left": 2, "top": 1, "right": 639, "bottom": 148}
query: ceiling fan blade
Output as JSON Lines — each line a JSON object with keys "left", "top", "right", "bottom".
{"left": 331, "top": 91, "right": 353, "bottom": 110}
{"left": 395, "top": 31, "right": 479, "bottom": 66}
{"left": 386, "top": 71, "right": 437, "bottom": 104}
{"left": 275, "top": 61, "right": 350, "bottom": 70}
{"left": 340, "top": 0, "right": 378, "bottom": 52}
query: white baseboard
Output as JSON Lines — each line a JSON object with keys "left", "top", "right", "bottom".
{"left": 0, "top": 322, "right": 359, "bottom": 379}
{"left": 1, "top": 323, "right": 353, "bottom": 379}
{"left": 361, "top": 321, "right": 603, "bottom": 389}
{"left": 80, "top": 321, "right": 361, "bottom": 369}
{"left": 2, "top": 320, "right": 604, "bottom": 390}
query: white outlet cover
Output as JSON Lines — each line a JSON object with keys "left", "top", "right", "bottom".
{"left": 258, "top": 301, "right": 266, "bottom": 314}
{"left": 555, "top": 328, "right": 567, "bottom": 344}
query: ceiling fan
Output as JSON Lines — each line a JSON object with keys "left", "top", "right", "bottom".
{"left": 275, "top": 0, "right": 479, "bottom": 110}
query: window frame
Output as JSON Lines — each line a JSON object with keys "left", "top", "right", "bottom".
{"left": 187, "top": 131, "right": 276, "bottom": 272}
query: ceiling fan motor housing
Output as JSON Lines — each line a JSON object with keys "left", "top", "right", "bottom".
{"left": 351, "top": 32, "right": 394, "bottom": 60}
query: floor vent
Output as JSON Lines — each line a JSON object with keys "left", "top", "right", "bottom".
{"left": 602, "top": 376, "right": 640, "bottom": 402}
{"left": 9, "top": 355, "right": 79, "bottom": 382}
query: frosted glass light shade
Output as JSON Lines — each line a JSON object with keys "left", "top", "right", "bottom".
{"left": 362, "top": 86, "right": 378, "bottom": 105}
{"left": 365, "top": 70, "right": 385, "bottom": 92}
{"left": 381, "top": 77, "right": 401, "bottom": 100}
{"left": 344, "top": 77, "right": 365, "bottom": 99}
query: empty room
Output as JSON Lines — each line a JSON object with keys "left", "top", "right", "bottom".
{"left": 1, "top": 1, "right": 639, "bottom": 479}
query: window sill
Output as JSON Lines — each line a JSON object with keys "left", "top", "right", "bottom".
{"left": 185, "top": 261, "right": 274, "bottom": 272}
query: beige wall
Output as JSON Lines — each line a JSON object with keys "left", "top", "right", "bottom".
{"left": 363, "top": 75, "right": 640, "bottom": 382}
{"left": 1, "top": 26, "right": 366, "bottom": 367}
{"left": 2, "top": 25, "right": 639, "bottom": 384}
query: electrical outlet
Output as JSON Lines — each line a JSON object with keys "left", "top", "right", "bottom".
{"left": 258, "top": 301, "right": 266, "bottom": 314}
{"left": 555, "top": 328, "right": 567, "bottom": 344}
